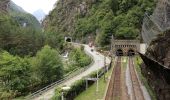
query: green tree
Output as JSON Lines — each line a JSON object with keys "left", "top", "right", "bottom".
{"left": 115, "top": 27, "right": 139, "bottom": 39}
{"left": 32, "top": 45, "right": 64, "bottom": 84}
{"left": 0, "top": 13, "right": 44, "bottom": 56}
{"left": 44, "top": 31, "right": 64, "bottom": 50}
{"left": 0, "top": 51, "right": 31, "bottom": 98}
{"left": 69, "top": 48, "right": 91, "bottom": 68}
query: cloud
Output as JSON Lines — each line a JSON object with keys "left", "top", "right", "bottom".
{"left": 12, "top": 0, "right": 57, "bottom": 14}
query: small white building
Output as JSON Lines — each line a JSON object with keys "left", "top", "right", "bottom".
{"left": 140, "top": 43, "right": 148, "bottom": 54}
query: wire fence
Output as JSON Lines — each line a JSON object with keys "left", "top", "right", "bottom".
{"left": 141, "top": 0, "right": 170, "bottom": 45}
{"left": 25, "top": 44, "right": 95, "bottom": 99}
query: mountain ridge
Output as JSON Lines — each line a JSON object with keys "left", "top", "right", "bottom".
{"left": 33, "top": 9, "right": 46, "bottom": 22}
{"left": 8, "top": 1, "right": 41, "bottom": 30}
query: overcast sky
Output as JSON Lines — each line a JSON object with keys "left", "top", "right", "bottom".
{"left": 12, "top": 0, "right": 58, "bottom": 14}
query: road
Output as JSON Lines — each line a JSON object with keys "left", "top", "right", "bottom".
{"left": 33, "top": 44, "right": 111, "bottom": 100}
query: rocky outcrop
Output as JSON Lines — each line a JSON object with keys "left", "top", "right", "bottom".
{"left": 146, "top": 31, "right": 170, "bottom": 68}
{"left": 0, "top": 0, "right": 10, "bottom": 12}
{"left": 42, "top": 0, "right": 96, "bottom": 35}
{"left": 142, "top": 29, "right": 170, "bottom": 100}
{"left": 141, "top": 0, "right": 170, "bottom": 99}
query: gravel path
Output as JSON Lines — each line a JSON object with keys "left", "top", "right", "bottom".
{"left": 33, "top": 44, "right": 111, "bottom": 100}
{"left": 125, "top": 57, "right": 151, "bottom": 100}
{"left": 126, "top": 58, "right": 133, "bottom": 100}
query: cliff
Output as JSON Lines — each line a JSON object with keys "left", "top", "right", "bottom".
{"left": 0, "top": 0, "right": 9, "bottom": 12}
{"left": 43, "top": 0, "right": 96, "bottom": 39}
{"left": 141, "top": 0, "right": 170, "bottom": 99}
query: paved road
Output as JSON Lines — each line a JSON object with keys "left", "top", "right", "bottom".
{"left": 33, "top": 44, "right": 111, "bottom": 100}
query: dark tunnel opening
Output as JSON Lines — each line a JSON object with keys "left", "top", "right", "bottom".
{"left": 128, "top": 49, "right": 135, "bottom": 56}
{"left": 116, "top": 49, "right": 123, "bottom": 56}
{"left": 66, "top": 38, "right": 72, "bottom": 42}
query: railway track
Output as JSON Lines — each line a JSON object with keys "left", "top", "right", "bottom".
{"left": 105, "top": 57, "right": 145, "bottom": 100}
{"left": 129, "top": 57, "right": 144, "bottom": 100}
{"left": 105, "top": 57, "right": 121, "bottom": 100}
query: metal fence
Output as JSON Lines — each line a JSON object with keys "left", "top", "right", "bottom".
{"left": 141, "top": 0, "right": 170, "bottom": 45}
{"left": 25, "top": 44, "right": 95, "bottom": 99}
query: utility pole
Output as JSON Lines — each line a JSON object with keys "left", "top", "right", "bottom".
{"left": 111, "top": 34, "right": 114, "bottom": 59}
{"left": 96, "top": 60, "right": 100, "bottom": 93}
{"left": 111, "top": 35, "right": 112, "bottom": 55}
{"left": 104, "top": 54, "right": 106, "bottom": 82}
{"left": 97, "top": 68, "right": 99, "bottom": 92}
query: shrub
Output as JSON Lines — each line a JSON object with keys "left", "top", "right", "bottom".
{"left": 32, "top": 45, "right": 64, "bottom": 84}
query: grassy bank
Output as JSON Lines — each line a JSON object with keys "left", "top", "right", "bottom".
{"left": 74, "top": 66, "right": 113, "bottom": 100}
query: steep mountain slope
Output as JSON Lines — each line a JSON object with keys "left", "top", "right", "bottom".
{"left": 141, "top": 0, "right": 170, "bottom": 99}
{"left": 9, "top": 1, "right": 41, "bottom": 30}
{"left": 43, "top": 0, "right": 155, "bottom": 46}
{"left": 0, "top": 0, "right": 44, "bottom": 56}
{"left": 142, "top": 30, "right": 170, "bottom": 100}
{"left": 9, "top": 0, "right": 25, "bottom": 13}
{"left": 0, "top": 0, "right": 9, "bottom": 12}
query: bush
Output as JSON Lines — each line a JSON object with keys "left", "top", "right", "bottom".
{"left": 69, "top": 48, "right": 91, "bottom": 68}
{"left": 32, "top": 45, "right": 64, "bottom": 84}
{"left": 0, "top": 51, "right": 31, "bottom": 98}
{"left": 52, "top": 65, "right": 112, "bottom": 99}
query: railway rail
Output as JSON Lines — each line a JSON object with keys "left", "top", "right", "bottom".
{"left": 105, "top": 57, "right": 145, "bottom": 100}
{"left": 129, "top": 57, "right": 144, "bottom": 100}
{"left": 105, "top": 57, "right": 122, "bottom": 100}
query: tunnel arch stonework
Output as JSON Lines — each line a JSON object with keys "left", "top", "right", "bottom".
{"left": 65, "top": 37, "right": 72, "bottom": 42}
{"left": 112, "top": 40, "right": 140, "bottom": 56}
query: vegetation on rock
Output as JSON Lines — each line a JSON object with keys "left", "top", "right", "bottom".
{"left": 43, "top": 0, "right": 155, "bottom": 46}
{"left": 0, "top": 13, "right": 44, "bottom": 56}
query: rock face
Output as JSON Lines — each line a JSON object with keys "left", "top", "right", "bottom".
{"left": 43, "top": 0, "right": 154, "bottom": 45}
{"left": 42, "top": 0, "right": 95, "bottom": 35}
{"left": 0, "top": 0, "right": 10, "bottom": 12}
{"left": 141, "top": 0, "right": 170, "bottom": 99}
{"left": 146, "top": 31, "right": 170, "bottom": 68}
{"left": 142, "top": 27, "right": 170, "bottom": 100}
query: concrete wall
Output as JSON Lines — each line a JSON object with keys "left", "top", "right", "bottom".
{"left": 140, "top": 43, "right": 147, "bottom": 54}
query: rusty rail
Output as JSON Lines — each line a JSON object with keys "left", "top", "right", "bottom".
{"left": 105, "top": 57, "right": 121, "bottom": 100}
{"left": 129, "top": 57, "right": 144, "bottom": 100}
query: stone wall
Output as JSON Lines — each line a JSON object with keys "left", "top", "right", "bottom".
{"left": 113, "top": 40, "right": 140, "bottom": 56}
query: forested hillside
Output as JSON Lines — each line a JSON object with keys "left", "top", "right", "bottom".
{"left": 0, "top": 0, "right": 43, "bottom": 56}
{"left": 0, "top": 1, "right": 92, "bottom": 99}
{"left": 0, "top": 13, "right": 44, "bottom": 56}
{"left": 43, "top": 0, "right": 155, "bottom": 46}
{"left": 9, "top": 1, "right": 41, "bottom": 30}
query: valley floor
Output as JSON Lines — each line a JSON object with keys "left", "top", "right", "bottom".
{"left": 32, "top": 44, "right": 111, "bottom": 100}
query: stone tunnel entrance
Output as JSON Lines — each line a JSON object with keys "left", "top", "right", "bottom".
{"left": 65, "top": 37, "right": 72, "bottom": 42}
{"left": 112, "top": 40, "right": 140, "bottom": 56}
{"left": 66, "top": 38, "right": 71, "bottom": 42}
